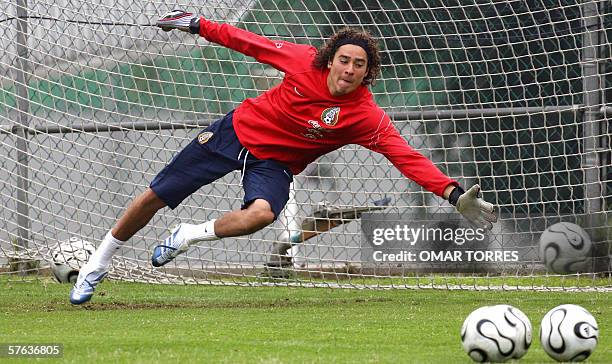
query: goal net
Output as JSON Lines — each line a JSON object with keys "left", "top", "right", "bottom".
{"left": 1, "top": 0, "right": 610, "bottom": 290}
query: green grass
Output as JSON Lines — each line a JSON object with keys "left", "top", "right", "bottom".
{"left": 0, "top": 279, "right": 609, "bottom": 363}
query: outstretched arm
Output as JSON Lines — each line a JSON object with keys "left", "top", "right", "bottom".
{"left": 362, "top": 114, "right": 497, "bottom": 230}
{"left": 156, "top": 10, "right": 314, "bottom": 74}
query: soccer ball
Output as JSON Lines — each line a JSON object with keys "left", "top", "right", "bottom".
{"left": 461, "top": 304, "right": 532, "bottom": 362}
{"left": 539, "top": 222, "right": 592, "bottom": 274}
{"left": 50, "top": 237, "right": 95, "bottom": 283}
{"left": 540, "top": 304, "right": 599, "bottom": 362}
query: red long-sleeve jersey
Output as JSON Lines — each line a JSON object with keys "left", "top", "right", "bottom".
{"left": 198, "top": 19, "right": 457, "bottom": 197}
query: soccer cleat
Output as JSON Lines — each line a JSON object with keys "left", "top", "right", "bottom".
{"left": 156, "top": 9, "right": 197, "bottom": 32}
{"left": 151, "top": 224, "right": 189, "bottom": 267}
{"left": 69, "top": 268, "right": 108, "bottom": 305}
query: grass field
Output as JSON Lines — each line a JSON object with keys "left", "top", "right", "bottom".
{"left": 0, "top": 278, "right": 609, "bottom": 363}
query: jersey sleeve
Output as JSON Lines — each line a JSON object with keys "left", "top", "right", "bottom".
{"left": 358, "top": 112, "right": 458, "bottom": 197}
{"left": 197, "top": 17, "right": 315, "bottom": 75}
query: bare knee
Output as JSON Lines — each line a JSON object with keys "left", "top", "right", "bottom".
{"left": 243, "top": 200, "right": 275, "bottom": 232}
{"left": 248, "top": 208, "right": 275, "bottom": 227}
{"left": 210, "top": 199, "right": 275, "bottom": 238}
{"left": 138, "top": 188, "right": 166, "bottom": 210}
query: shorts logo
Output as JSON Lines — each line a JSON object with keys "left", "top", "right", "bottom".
{"left": 321, "top": 107, "right": 340, "bottom": 126}
{"left": 198, "top": 132, "right": 213, "bottom": 144}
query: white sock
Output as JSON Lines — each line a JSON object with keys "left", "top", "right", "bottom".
{"left": 182, "top": 219, "right": 219, "bottom": 245}
{"left": 86, "top": 230, "right": 124, "bottom": 270}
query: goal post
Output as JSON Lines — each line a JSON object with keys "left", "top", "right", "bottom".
{"left": 0, "top": 1, "right": 610, "bottom": 290}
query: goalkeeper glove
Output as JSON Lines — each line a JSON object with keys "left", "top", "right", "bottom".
{"left": 448, "top": 185, "right": 497, "bottom": 231}
{"left": 156, "top": 9, "right": 200, "bottom": 34}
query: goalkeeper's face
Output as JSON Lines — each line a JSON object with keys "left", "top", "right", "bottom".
{"left": 326, "top": 45, "right": 368, "bottom": 97}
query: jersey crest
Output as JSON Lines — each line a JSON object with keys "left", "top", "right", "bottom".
{"left": 321, "top": 107, "right": 340, "bottom": 126}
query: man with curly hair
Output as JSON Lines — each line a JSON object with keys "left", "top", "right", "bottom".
{"left": 70, "top": 10, "right": 497, "bottom": 304}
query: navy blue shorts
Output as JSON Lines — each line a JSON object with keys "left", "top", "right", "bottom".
{"left": 150, "top": 111, "right": 293, "bottom": 219}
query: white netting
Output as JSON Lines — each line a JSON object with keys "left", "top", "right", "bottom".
{"left": 0, "top": 1, "right": 610, "bottom": 290}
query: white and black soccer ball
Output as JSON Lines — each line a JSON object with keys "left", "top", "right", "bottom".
{"left": 540, "top": 304, "right": 599, "bottom": 362}
{"left": 50, "top": 237, "right": 95, "bottom": 283}
{"left": 461, "top": 305, "right": 532, "bottom": 362}
{"left": 539, "top": 222, "right": 592, "bottom": 274}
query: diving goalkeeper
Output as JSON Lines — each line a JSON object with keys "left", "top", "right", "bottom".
{"left": 70, "top": 10, "right": 497, "bottom": 304}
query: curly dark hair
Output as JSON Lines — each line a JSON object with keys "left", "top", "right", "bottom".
{"left": 313, "top": 27, "right": 381, "bottom": 86}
